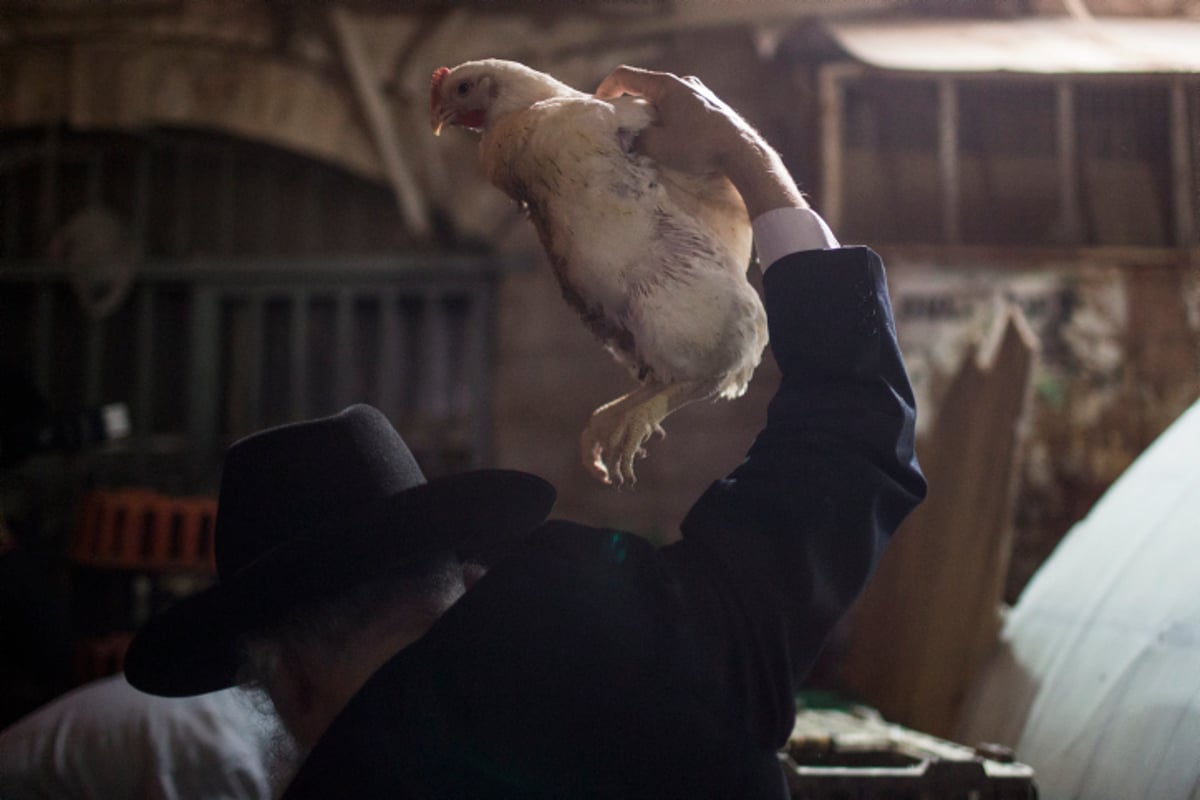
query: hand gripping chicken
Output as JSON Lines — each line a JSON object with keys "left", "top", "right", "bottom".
{"left": 431, "top": 60, "right": 767, "bottom": 486}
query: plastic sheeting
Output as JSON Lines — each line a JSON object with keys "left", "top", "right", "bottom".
{"left": 957, "top": 397, "right": 1200, "bottom": 799}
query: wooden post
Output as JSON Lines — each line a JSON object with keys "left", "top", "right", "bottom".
{"left": 1057, "top": 80, "right": 1082, "bottom": 244}
{"left": 1169, "top": 76, "right": 1195, "bottom": 248}
{"left": 818, "top": 64, "right": 848, "bottom": 231}
{"left": 939, "top": 77, "right": 961, "bottom": 245}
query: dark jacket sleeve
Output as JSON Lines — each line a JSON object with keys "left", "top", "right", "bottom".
{"left": 661, "top": 246, "right": 927, "bottom": 749}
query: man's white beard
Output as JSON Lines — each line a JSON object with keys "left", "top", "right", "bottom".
{"left": 235, "top": 686, "right": 305, "bottom": 796}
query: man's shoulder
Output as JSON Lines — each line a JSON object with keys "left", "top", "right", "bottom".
{"left": 522, "top": 519, "right": 657, "bottom": 563}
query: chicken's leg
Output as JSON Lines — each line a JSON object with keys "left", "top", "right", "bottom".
{"left": 581, "top": 379, "right": 719, "bottom": 486}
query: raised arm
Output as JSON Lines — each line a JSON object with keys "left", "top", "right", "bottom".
{"left": 597, "top": 66, "right": 926, "bottom": 747}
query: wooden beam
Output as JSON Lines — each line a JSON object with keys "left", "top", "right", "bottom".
{"left": 328, "top": 6, "right": 432, "bottom": 242}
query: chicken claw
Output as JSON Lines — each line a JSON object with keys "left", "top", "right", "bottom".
{"left": 580, "top": 382, "right": 707, "bottom": 487}
{"left": 581, "top": 403, "right": 664, "bottom": 487}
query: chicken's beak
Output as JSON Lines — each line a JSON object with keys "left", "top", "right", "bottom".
{"left": 432, "top": 109, "right": 448, "bottom": 137}
{"left": 430, "top": 66, "right": 450, "bottom": 137}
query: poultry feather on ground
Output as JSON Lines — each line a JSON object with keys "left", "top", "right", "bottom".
{"left": 431, "top": 59, "right": 767, "bottom": 486}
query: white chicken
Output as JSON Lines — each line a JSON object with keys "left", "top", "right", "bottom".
{"left": 431, "top": 59, "right": 767, "bottom": 486}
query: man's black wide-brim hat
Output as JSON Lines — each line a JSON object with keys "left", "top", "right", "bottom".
{"left": 124, "top": 404, "right": 555, "bottom": 697}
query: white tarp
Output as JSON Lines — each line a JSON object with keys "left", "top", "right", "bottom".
{"left": 828, "top": 17, "right": 1200, "bottom": 74}
{"left": 957, "top": 396, "right": 1200, "bottom": 799}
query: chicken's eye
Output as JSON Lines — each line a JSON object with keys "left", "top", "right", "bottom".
{"left": 456, "top": 81, "right": 471, "bottom": 97}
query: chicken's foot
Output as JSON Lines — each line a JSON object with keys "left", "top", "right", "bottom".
{"left": 580, "top": 379, "right": 717, "bottom": 487}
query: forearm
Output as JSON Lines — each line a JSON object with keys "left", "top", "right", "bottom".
{"left": 719, "top": 134, "right": 807, "bottom": 219}
{"left": 708, "top": 110, "right": 841, "bottom": 267}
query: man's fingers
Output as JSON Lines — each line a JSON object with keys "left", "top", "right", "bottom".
{"left": 595, "top": 65, "right": 669, "bottom": 101}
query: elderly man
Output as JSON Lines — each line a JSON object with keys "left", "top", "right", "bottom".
{"left": 124, "top": 66, "right": 925, "bottom": 798}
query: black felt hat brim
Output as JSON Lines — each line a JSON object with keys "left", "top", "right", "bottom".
{"left": 124, "top": 469, "right": 554, "bottom": 697}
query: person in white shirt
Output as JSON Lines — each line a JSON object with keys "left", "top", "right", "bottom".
{"left": 0, "top": 674, "right": 285, "bottom": 799}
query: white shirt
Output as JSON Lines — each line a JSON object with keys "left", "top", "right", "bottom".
{"left": 0, "top": 675, "right": 279, "bottom": 799}
{"left": 752, "top": 207, "right": 840, "bottom": 272}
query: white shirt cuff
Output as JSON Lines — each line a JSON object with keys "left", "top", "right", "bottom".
{"left": 752, "top": 207, "right": 840, "bottom": 271}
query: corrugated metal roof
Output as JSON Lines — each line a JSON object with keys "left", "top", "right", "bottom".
{"left": 827, "top": 17, "right": 1200, "bottom": 74}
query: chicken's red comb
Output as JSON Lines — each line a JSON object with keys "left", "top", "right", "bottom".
{"left": 431, "top": 67, "right": 450, "bottom": 111}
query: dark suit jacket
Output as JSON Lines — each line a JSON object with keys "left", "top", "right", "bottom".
{"left": 281, "top": 246, "right": 927, "bottom": 799}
